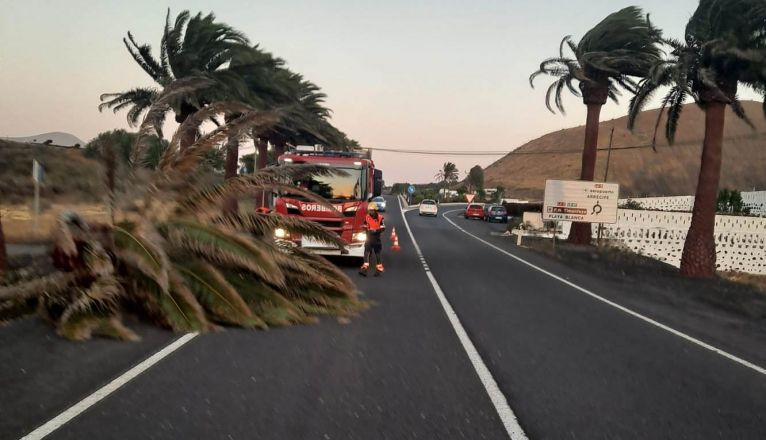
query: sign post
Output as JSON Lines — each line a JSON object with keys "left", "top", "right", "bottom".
{"left": 407, "top": 185, "right": 415, "bottom": 204}
{"left": 32, "top": 160, "right": 44, "bottom": 234}
{"left": 543, "top": 179, "right": 619, "bottom": 227}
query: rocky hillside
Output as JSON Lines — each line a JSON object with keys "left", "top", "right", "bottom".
{"left": 0, "top": 139, "right": 102, "bottom": 204}
{"left": 484, "top": 101, "right": 766, "bottom": 200}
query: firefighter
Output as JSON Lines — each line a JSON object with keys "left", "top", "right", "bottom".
{"left": 359, "top": 201, "right": 386, "bottom": 277}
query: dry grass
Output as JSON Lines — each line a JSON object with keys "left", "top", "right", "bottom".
{"left": 1, "top": 203, "right": 109, "bottom": 242}
{"left": 484, "top": 101, "right": 766, "bottom": 200}
{"left": 722, "top": 272, "right": 766, "bottom": 295}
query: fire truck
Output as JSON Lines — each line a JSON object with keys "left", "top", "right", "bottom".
{"left": 272, "top": 145, "right": 384, "bottom": 258}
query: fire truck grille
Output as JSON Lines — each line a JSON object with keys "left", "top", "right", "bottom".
{"left": 313, "top": 219, "right": 344, "bottom": 231}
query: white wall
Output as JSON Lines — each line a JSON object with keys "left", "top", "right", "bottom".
{"left": 742, "top": 191, "right": 766, "bottom": 216}
{"left": 594, "top": 210, "right": 766, "bottom": 274}
{"left": 619, "top": 190, "right": 766, "bottom": 216}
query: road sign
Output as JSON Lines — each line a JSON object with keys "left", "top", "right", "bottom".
{"left": 465, "top": 193, "right": 475, "bottom": 203}
{"left": 32, "top": 160, "right": 44, "bottom": 183}
{"left": 543, "top": 180, "right": 619, "bottom": 224}
{"left": 407, "top": 185, "right": 415, "bottom": 195}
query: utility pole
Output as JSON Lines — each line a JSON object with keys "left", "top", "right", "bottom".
{"left": 603, "top": 126, "right": 615, "bottom": 181}
{"left": 598, "top": 127, "right": 615, "bottom": 246}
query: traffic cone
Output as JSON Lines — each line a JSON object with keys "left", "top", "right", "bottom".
{"left": 391, "top": 227, "right": 401, "bottom": 252}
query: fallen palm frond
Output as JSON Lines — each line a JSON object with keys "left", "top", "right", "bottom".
{"left": 1, "top": 96, "right": 363, "bottom": 340}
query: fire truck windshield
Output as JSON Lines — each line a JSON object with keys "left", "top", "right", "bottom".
{"left": 291, "top": 167, "right": 364, "bottom": 201}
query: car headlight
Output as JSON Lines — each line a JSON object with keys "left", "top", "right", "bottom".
{"left": 274, "top": 228, "right": 288, "bottom": 239}
{"left": 353, "top": 232, "right": 367, "bottom": 242}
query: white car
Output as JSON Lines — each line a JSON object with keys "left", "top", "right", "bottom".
{"left": 418, "top": 199, "right": 438, "bottom": 216}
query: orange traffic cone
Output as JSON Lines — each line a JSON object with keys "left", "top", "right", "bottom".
{"left": 390, "top": 227, "right": 401, "bottom": 252}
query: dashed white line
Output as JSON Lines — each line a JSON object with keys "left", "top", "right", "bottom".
{"left": 399, "top": 198, "right": 527, "bottom": 439}
{"left": 441, "top": 209, "right": 766, "bottom": 377}
{"left": 20, "top": 333, "right": 198, "bottom": 440}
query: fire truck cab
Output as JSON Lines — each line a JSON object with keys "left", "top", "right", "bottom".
{"left": 273, "top": 145, "right": 384, "bottom": 258}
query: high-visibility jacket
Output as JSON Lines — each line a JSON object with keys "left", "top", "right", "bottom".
{"left": 364, "top": 213, "right": 385, "bottom": 245}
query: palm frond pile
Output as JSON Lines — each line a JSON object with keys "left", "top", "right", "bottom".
{"left": 0, "top": 94, "right": 364, "bottom": 341}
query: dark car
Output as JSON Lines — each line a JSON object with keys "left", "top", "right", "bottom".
{"left": 464, "top": 203, "right": 485, "bottom": 219}
{"left": 484, "top": 205, "right": 508, "bottom": 223}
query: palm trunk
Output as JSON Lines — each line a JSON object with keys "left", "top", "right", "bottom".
{"left": 568, "top": 101, "right": 603, "bottom": 245}
{"left": 0, "top": 213, "right": 7, "bottom": 276}
{"left": 680, "top": 102, "right": 726, "bottom": 278}
{"left": 175, "top": 102, "right": 198, "bottom": 151}
{"left": 223, "top": 115, "right": 241, "bottom": 215}
{"left": 255, "top": 138, "right": 269, "bottom": 208}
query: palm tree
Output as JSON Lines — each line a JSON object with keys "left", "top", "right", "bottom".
{"left": 628, "top": 0, "right": 766, "bottom": 278}
{"left": 530, "top": 6, "right": 662, "bottom": 245}
{"left": 99, "top": 10, "right": 253, "bottom": 150}
{"left": 435, "top": 162, "right": 459, "bottom": 201}
{"left": 0, "top": 94, "right": 363, "bottom": 340}
{"left": 221, "top": 45, "right": 288, "bottom": 213}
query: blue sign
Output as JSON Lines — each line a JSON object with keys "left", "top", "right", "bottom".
{"left": 407, "top": 185, "right": 415, "bottom": 195}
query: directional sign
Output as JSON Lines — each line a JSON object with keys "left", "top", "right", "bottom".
{"left": 32, "top": 159, "right": 44, "bottom": 183}
{"left": 543, "top": 180, "right": 619, "bottom": 224}
{"left": 407, "top": 185, "right": 415, "bottom": 195}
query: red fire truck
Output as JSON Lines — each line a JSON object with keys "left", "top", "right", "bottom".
{"left": 272, "top": 146, "right": 384, "bottom": 258}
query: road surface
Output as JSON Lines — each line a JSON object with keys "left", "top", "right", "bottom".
{"left": 2, "top": 196, "right": 765, "bottom": 439}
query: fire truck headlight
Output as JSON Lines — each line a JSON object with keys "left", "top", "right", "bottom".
{"left": 354, "top": 232, "right": 367, "bottom": 242}
{"left": 274, "top": 228, "right": 288, "bottom": 239}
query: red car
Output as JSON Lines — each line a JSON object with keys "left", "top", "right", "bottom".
{"left": 464, "top": 203, "right": 485, "bottom": 219}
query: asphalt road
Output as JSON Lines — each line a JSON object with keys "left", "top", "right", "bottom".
{"left": 3, "top": 197, "right": 765, "bottom": 439}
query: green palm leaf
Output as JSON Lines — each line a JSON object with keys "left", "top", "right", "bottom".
{"left": 114, "top": 222, "right": 171, "bottom": 293}
{"left": 222, "top": 270, "right": 309, "bottom": 326}
{"left": 162, "top": 219, "right": 285, "bottom": 287}
{"left": 174, "top": 260, "right": 264, "bottom": 328}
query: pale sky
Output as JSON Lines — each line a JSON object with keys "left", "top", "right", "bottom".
{"left": 0, "top": 0, "right": 752, "bottom": 183}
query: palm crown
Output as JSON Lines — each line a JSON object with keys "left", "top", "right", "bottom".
{"left": 628, "top": 0, "right": 766, "bottom": 144}
{"left": 436, "top": 162, "right": 459, "bottom": 183}
{"left": 100, "top": 10, "right": 254, "bottom": 126}
{"left": 530, "top": 6, "right": 662, "bottom": 112}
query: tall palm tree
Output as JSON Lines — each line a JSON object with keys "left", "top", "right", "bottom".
{"left": 530, "top": 6, "right": 662, "bottom": 245}
{"left": 435, "top": 162, "right": 459, "bottom": 201}
{"left": 99, "top": 10, "right": 253, "bottom": 150}
{"left": 628, "top": 0, "right": 766, "bottom": 278}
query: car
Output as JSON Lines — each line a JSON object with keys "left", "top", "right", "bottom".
{"left": 371, "top": 196, "right": 386, "bottom": 212}
{"left": 484, "top": 205, "right": 508, "bottom": 223}
{"left": 482, "top": 203, "right": 494, "bottom": 218}
{"left": 418, "top": 199, "right": 438, "bottom": 216}
{"left": 464, "top": 203, "right": 485, "bottom": 219}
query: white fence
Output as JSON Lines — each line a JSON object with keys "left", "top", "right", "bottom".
{"left": 595, "top": 210, "right": 766, "bottom": 274}
{"left": 620, "top": 190, "right": 766, "bottom": 216}
{"left": 743, "top": 191, "right": 766, "bottom": 216}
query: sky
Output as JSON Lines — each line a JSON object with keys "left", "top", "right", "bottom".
{"left": 0, "top": 0, "right": 752, "bottom": 183}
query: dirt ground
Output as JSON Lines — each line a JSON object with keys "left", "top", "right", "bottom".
{"left": 521, "top": 237, "right": 766, "bottom": 322}
{"left": 1, "top": 203, "right": 109, "bottom": 242}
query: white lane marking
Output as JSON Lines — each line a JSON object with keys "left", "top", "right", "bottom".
{"left": 20, "top": 333, "right": 198, "bottom": 440}
{"left": 441, "top": 209, "right": 766, "bottom": 377}
{"left": 399, "top": 199, "right": 527, "bottom": 439}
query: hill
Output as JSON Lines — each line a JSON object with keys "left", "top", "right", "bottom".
{"left": 484, "top": 101, "right": 766, "bottom": 200}
{"left": 2, "top": 131, "right": 85, "bottom": 147}
{"left": 0, "top": 139, "right": 102, "bottom": 204}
